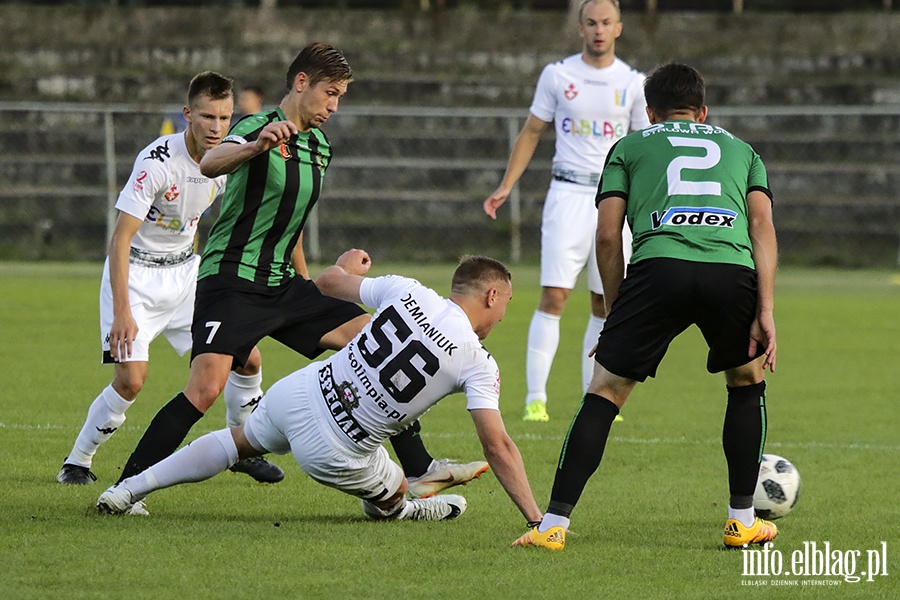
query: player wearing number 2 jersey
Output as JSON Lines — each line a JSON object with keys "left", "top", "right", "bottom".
{"left": 99, "top": 251, "right": 543, "bottom": 528}
{"left": 515, "top": 63, "right": 779, "bottom": 551}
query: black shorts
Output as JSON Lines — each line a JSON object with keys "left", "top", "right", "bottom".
{"left": 594, "top": 258, "right": 764, "bottom": 382}
{"left": 191, "top": 273, "right": 366, "bottom": 368}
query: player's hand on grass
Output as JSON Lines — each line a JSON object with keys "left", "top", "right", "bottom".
{"left": 748, "top": 309, "right": 776, "bottom": 372}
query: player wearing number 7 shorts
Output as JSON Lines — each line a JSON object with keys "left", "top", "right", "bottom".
{"left": 99, "top": 251, "right": 544, "bottom": 528}
{"left": 109, "top": 43, "right": 484, "bottom": 498}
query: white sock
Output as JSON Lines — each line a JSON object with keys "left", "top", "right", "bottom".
{"left": 362, "top": 498, "right": 405, "bottom": 520}
{"left": 123, "top": 429, "right": 238, "bottom": 499}
{"left": 582, "top": 315, "right": 606, "bottom": 393}
{"left": 729, "top": 506, "right": 756, "bottom": 528}
{"left": 67, "top": 384, "right": 133, "bottom": 467}
{"left": 525, "top": 310, "right": 561, "bottom": 405}
{"left": 224, "top": 369, "right": 263, "bottom": 427}
{"left": 539, "top": 513, "right": 570, "bottom": 532}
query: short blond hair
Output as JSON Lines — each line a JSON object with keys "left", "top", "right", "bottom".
{"left": 578, "top": 0, "right": 621, "bottom": 22}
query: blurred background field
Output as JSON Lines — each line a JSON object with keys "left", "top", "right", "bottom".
{"left": 0, "top": 262, "right": 897, "bottom": 599}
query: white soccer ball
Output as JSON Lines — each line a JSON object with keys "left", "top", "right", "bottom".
{"left": 753, "top": 454, "right": 801, "bottom": 520}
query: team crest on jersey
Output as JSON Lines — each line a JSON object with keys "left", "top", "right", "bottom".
{"left": 315, "top": 153, "right": 327, "bottom": 173}
{"left": 564, "top": 83, "right": 578, "bottom": 101}
{"left": 133, "top": 171, "right": 148, "bottom": 192}
{"left": 338, "top": 381, "right": 360, "bottom": 411}
{"left": 279, "top": 143, "right": 292, "bottom": 160}
{"left": 164, "top": 185, "right": 180, "bottom": 202}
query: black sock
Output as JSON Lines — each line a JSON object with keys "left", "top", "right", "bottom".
{"left": 117, "top": 392, "right": 204, "bottom": 482}
{"left": 723, "top": 381, "right": 767, "bottom": 509}
{"left": 389, "top": 420, "right": 434, "bottom": 478}
{"left": 548, "top": 393, "right": 619, "bottom": 518}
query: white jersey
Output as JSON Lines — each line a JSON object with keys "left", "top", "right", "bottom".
{"left": 310, "top": 275, "right": 501, "bottom": 453}
{"left": 530, "top": 54, "right": 649, "bottom": 175}
{"left": 115, "top": 132, "right": 227, "bottom": 255}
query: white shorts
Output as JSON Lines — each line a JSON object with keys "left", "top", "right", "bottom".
{"left": 244, "top": 368, "right": 404, "bottom": 502}
{"left": 539, "top": 181, "right": 633, "bottom": 294}
{"left": 99, "top": 254, "right": 199, "bottom": 363}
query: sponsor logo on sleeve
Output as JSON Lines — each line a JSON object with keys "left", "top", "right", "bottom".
{"left": 145, "top": 140, "right": 171, "bottom": 163}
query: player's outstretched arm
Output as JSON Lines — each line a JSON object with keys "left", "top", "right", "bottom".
{"left": 200, "top": 120, "right": 299, "bottom": 177}
{"left": 483, "top": 114, "right": 548, "bottom": 220}
{"left": 470, "top": 408, "right": 543, "bottom": 524}
{"left": 747, "top": 190, "right": 778, "bottom": 372}
{"left": 314, "top": 249, "right": 372, "bottom": 305}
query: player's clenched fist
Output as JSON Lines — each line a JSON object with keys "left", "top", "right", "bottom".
{"left": 254, "top": 120, "right": 299, "bottom": 153}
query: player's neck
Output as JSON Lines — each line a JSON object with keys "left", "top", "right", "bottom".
{"left": 280, "top": 100, "right": 312, "bottom": 133}
{"left": 581, "top": 49, "right": 616, "bottom": 69}
{"left": 183, "top": 130, "right": 204, "bottom": 164}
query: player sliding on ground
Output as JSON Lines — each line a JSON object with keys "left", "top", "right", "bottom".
{"left": 99, "top": 250, "right": 543, "bottom": 526}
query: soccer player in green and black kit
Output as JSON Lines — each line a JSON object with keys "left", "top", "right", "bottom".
{"left": 514, "top": 63, "right": 779, "bottom": 551}
{"left": 110, "top": 44, "right": 487, "bottom": 501}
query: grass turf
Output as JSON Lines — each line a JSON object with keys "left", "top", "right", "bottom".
{"left": 0, "top": 262, "right": 897, "bottom": 599}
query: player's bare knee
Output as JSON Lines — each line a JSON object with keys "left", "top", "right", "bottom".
{"left": 112, "top": 365, "right": 147, "bottom": 400}
{"left": 184, "top": 380, "right": 225, "bottom": 412}
{"left": 724, "top": 361, "right": 765, "bottom": 388}
{"left": 236, "top": 346, "right": 262, "bottom": 376}
{"left": 538, "top": 287, "right": 570, "bottom": 314}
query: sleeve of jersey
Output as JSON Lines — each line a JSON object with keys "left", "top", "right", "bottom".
{"left": 358, "top": 275, "right": 417, "bottom": 310}
{"left": 747, "top": 151, "right": 773, "bottom": 203}
{"left": 628, "top": 75, "right": 651, "bottom": 131}
{"left": 461, "top": 350, "right": 501, "bottom": 411}
{"left": 528, "top": 65, "right": 557, "bottom": 123}
{"left": 595, "top": 141, "right": 629, "bottom": 207}
{"left": 114, "top": 154, "right": 165, "bottom": 221}
{"left": 223, "top": 114, "right": 266, "bottom": 145}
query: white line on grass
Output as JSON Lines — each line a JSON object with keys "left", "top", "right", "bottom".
{"left": 4, "top": 422, "right": 897, "bottom": 452}
{"left": 423, "top": 431, "right": 900, "bottom": 452}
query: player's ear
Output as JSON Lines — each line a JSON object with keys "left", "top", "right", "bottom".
{"left": 182, "top": 105, "right": 191, "bottom": 124}
{"left": 293, "top": 72, "right": 310, "bottom": 93}
{"left": 485, "top": 287, "right": 498, "bottom": 308}
{"left": 696, "top": 106, "right": 709, "bottom": 123}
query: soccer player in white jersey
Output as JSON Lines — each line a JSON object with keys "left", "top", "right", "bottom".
{"left": 98, "top": 251, "right": 544, "bottom": 528}
{"left": 484, "top": 0, "right": 649, "bottom": 422}
{"left": 57, "top": 72, "right": 283, "bottom": 487}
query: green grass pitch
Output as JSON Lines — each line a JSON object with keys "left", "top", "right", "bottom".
{"left": 0, "top": 262, "right": 897, "bottom": 599}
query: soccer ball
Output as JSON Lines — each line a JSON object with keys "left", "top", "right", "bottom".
{"left": 753, "top": 454, "right": 801, "bottom": 519}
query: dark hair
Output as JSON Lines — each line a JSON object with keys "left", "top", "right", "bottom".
{"left": 240, "top": 84, "right": 265, "bottom": 99}
{"left": 643, "top": 63, "right": 706, "bottom": 118}
{"left": 451, "top": 256, "right": 511, "bottom": 296}
{"left": 285, "top": 42, "right": 353, "bottom": 92}
{"left": 187, "top": 71, "right": 234, "bottom": 106}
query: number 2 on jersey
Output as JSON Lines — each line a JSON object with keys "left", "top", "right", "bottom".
{"left": 358, "top": 306, "right": 439, "bottom": 403}
{"left": 666, "top": 137, "right": 722, "bottom": 197}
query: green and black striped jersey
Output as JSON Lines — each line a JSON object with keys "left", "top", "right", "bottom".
{"left": 199, "top": 107, "right": 331, "bottom": 286}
